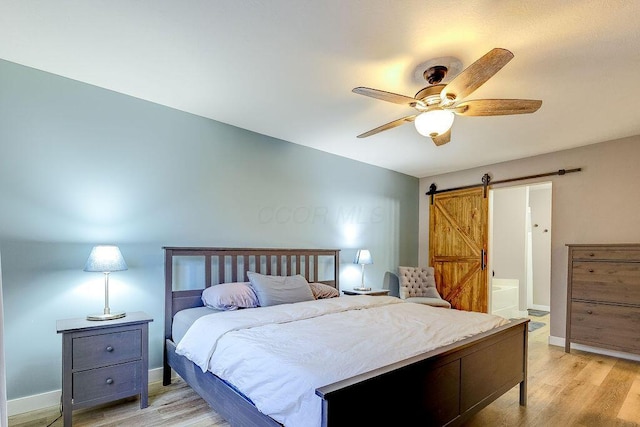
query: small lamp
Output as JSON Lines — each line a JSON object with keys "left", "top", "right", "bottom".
{"left": 84, "top": 245, "right": 127, "bottom": 321}
{"left": 353, "top": 249, "right": 373, "bottom": 291}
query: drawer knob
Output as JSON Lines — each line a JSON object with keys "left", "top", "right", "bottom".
{"left": 106, "top": 378, "right": 114, "bottom": 385}
{"left": 589, "top": 253, "right": 595, "bottom": 257}
{"left": 587, "top": 310, "right": 593, "bottom": 314}
{"left": 106, "top": 346, "right": 114, "bottom": 352}
{"left": 588, "top": 269, "right": 594, "bottom": 273}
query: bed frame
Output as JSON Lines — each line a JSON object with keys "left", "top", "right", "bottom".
{"left": 163, "top": 247, "right": 529, "bottom": 426}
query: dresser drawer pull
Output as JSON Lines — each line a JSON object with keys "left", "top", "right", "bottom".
{"left": 588, "top": 269, "right": 594, "bottom": 273}
{"left": 587, "top": 310, "right": 593, "bottom": 314}
{"left": 589, "top": 253, "right": 595, "bottom": 257}
{"left": 106, "top": 346, "right": 114, "bottom": 352}
{"left": 106, "top": 378, "right": 114, "bottom": 385}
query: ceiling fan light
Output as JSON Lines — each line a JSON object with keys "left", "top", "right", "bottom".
{"left": 414, "top": 109, "right": 454, "bottom": 137}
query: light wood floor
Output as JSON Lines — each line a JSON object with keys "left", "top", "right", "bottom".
{"left": 9, "top": 314, "right": 640, "bottom": 426}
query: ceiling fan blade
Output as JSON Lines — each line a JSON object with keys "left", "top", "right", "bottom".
{"left": 353, "top": 87, "right": 418, "bottom": 106}
{"left": 357, "top": 115, "right": 417, "bottom": 138}
{"left": 431, "top": 128, "right": 451, "bottom": 146}
{"left": 453, "top": 99, "right": 542, "bottom": 116}
{"left": 440, "top": 48, "right": 514, "bottom": 104}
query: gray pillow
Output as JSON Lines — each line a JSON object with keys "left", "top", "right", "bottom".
{"left": 247, "top": 272, "right": 315, "bottom": 307}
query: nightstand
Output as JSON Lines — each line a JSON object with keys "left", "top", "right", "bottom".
{"left": 56, "top": 311, "right": 153, "bottom": 427}
{"left": 342, "top": 289, "right": 391, "bottom": 296}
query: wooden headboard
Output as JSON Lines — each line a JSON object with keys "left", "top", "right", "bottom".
{"left": 163, "top": 247, "right": 341, "bottom": 342}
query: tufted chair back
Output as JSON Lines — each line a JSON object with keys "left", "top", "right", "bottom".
{"left": 398, "top": 266, "right": 440, "bottom": 299}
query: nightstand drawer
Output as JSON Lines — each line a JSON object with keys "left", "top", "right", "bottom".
{"left": 72, "top": 360, "right": 141, "bottom": 404}
{"left": 73, "top": 329, "right": 141, "bottom": 370}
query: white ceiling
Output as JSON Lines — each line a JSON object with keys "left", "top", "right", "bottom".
{"left": 2, "top": 1, "right": 640, "bottom": 178}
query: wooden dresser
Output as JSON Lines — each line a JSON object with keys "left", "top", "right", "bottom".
{"left": 565, "top": 244, "right": 640, "bottom": 355}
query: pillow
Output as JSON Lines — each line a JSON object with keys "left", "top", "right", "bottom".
{"left": 309, "top": 282, "right": 340, "bottom": 299}
{"left": 247, "top": 272, "right": 315, "bottom": 307}
{"left": 201, "top": 282, "right": 258, "bottom": 311}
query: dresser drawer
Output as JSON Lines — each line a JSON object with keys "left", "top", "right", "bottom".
{"left": 572, "top": 248, "right": 640, "bottom": 262}
{"left": 571, "top": 261, "right": 640, "bottom": 304}
{"left": 72, "top": 360, "right": 141, "bottom": 404}
{"left": 570, "top": 301, "right": 640, "bottom": 353}
{"left": 72, "top": 329, "right": 141, "bottom": 370}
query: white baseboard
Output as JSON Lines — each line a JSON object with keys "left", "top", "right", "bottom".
{"left": 8, "top": 367, "right": 171, "bottom": 417}
{"left": 7, "top": 390, "right": 60, "bottom": 418}
{"left": 548, "top": 335, "right": 640, "bottom": 362}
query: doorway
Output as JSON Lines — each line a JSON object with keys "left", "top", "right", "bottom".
{"left": 488, "top": 183, "right": 552, "bottom": 333}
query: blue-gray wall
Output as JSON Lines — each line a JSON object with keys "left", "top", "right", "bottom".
{"left": 0, "top": 59, "right": 418, "bottom": 400}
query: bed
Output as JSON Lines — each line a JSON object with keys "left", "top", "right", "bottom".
{"left": 163, "top": 247, "right": 529, "bottom": 426}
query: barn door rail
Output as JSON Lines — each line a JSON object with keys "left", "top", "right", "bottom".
{"left": 426, "top": 167, "right": 582, "bottom": 204}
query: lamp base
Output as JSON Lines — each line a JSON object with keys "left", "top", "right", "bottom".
{"left": 87, "top": 312, "right": 126, "bottom": 321}
{"left": 352, "top": 287, "right": 371, "bottom": 291}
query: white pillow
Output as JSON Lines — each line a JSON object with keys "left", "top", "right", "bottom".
{"left": 201, "top": 282, "right": 258, "bottom": 310}
{"left": 247, "top": 272, "right": 315, "bottom": 307}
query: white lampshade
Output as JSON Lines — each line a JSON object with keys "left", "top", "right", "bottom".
{"left": 414, "top": 108, "right": 455, "bottom": 137}
{"left": 84, "top": 246, "right": 128, "bottom": 273}
{"left": 354, "top": 249, "right": 373, "bottom": 265}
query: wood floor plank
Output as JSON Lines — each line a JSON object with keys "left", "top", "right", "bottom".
{"left": 619, "top": 378, "right": 640, "bottom": 424}
{"left": 575, "top": 356, "right": 616, "bottom": 386}
{"left": 576, "top": 359, "right": 639, "bottom": 426}
{"left": 532, "top": 378, "right": 599, "bottom": 426}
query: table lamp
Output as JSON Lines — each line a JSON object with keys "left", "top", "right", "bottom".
{"left": 84, "top": 245, "right": 127, "bottom": 320}
{"left": 353, "top": 249, "right": 373, "bottom": 291}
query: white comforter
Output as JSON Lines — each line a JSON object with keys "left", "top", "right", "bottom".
{"left": 176, "top": 296, "right": 509, "bottom": 427}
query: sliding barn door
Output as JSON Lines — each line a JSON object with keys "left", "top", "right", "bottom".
{"left": 429, "top": 187, "right": 489, "bottom": 312}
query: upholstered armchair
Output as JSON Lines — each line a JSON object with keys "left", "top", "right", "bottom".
{"left": 397, "top": 266, "right": 451, "bottom": 308}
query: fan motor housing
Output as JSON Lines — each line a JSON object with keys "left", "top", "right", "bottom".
{"left": 415, "top": 84, "right": 446, "bottom": 106}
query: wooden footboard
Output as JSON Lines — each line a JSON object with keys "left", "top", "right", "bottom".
{"left": 316, "top": 318, "right": 528, "bottom": 426}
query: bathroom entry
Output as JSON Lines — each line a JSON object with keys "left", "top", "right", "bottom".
{"left": 488, "top": 183, "right": 552, "bottom": 320}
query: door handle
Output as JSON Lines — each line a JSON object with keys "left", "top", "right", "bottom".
{"left": 481, "top": 249, "right": 486, "bottom": 270}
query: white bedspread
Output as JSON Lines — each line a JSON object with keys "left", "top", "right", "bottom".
{"left": 176, "top": 296, "right": 509, "bottom": 427}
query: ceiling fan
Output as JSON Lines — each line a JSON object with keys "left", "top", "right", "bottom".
{"left": 353, "top": 48, "right": 542, "bottom": 146}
